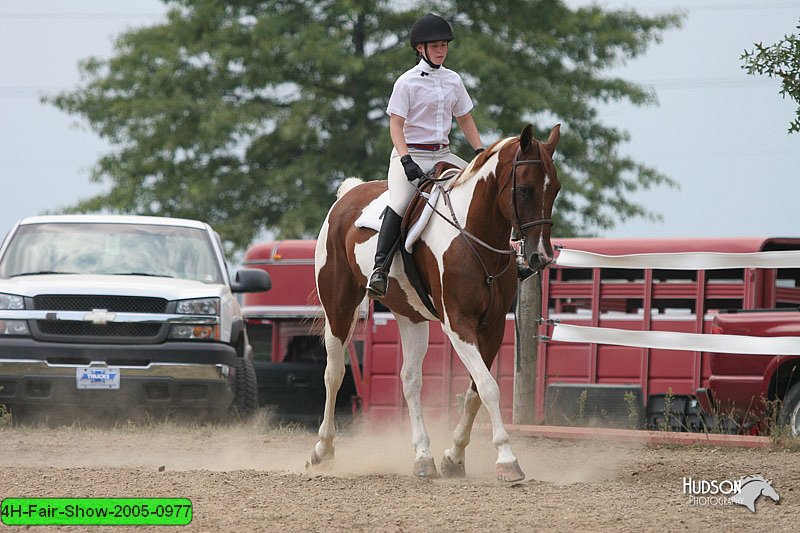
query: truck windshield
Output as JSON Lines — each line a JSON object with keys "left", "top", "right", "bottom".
{"left": 0, "top": 223, "right": 224, "bottom": 284}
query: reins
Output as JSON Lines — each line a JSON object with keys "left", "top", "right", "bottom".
{"left": 423, "top": 182, "right": 517, "bottom": 256}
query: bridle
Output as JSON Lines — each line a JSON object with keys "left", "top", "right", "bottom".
{"left": 510, "top": 144, "right": 553, "bottom": 242}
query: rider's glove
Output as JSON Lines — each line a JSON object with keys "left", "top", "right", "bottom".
{"left": 474, "top": 147, "right": 485, "bottom": 155}
{"left": 400, "top": 155, "right": 425, "bottom": 182}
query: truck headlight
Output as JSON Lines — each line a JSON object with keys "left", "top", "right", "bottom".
{"left": 0, "top": 293, "right": 24, "bottom": 310}
{"left": 170, "top": 324, "right": 219, "bottom": 341}
{"left": 176, "top": 298, "right": 219, "bottom": 315}
{"left": 0, "top": 320, "right": 29, "bottom": 336}
{"left": 171, "top": 298, "right": 220, "bottom": 340}
{"left": 0, "top": 293, "right": 29, "bottom": 335}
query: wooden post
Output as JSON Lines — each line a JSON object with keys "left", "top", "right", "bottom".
{"left": 513, "top": 271, "right": 541, "bottom": 425}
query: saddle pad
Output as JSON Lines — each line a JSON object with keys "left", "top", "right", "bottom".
{"left": 354, "top": 189, "right": 439, "bottom": 255}
{"left": 355, "top": 174, "right": 453, "bottom": 252}
{"left": 354, "top": 191, "right": 390, "bottom": 232}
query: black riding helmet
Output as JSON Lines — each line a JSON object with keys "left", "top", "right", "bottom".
{"left": 409, "top": 14, "right": 454, "bottom": 68}
{"left": 409, "top": 13, "right": 454, "bottom": 49}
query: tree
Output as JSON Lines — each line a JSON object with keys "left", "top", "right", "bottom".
{"left": 742, "top": 21, "right": 800, "bottom": 134}
{"left": 49, "top": 0, "right": 682, "bottom": 254}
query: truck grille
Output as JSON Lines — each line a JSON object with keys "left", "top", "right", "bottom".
{"left": 38, "top": 322, "right": 162, "bottom": 338}
{"left": 33, "top": 295, "right": 168, "bottom": 313}
{"left": 31, "top": 294, "right": 168, "bottom": 343}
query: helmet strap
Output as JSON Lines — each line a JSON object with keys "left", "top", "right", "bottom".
{"left": 419, "top": 43, "right": 442, "bottom": 69}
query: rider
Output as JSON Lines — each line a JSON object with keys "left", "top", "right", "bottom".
{"left": 366, "top": 12, "right": 485, "bottom": 299}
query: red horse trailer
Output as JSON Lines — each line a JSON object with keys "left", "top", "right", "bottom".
{"left": 242, "top": 237, "right": 800, "bottom": 432}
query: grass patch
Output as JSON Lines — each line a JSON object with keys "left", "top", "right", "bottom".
{"left": 0, "top": 404, "right": 12, "bottom": 428}
{"left": 0, "top": 406, "right": 319, "bottom": 435}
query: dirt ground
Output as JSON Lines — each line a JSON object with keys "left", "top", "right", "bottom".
{"left": 0, "top": 413, "right": 797, "bottom": 532}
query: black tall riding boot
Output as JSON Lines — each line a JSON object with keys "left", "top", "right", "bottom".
{"left": 366, "top": 207, "right": 403, "bottom": 299}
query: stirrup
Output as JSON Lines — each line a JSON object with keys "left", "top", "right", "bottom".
{"left": 366, "top": 268, "right": 388, "bottom": 299}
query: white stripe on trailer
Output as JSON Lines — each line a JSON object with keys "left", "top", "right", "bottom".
{"left": 554, "top": 248, "right": 800, "bottom": 270}
{"left": 551, "top": 323, "right": 800, "bottom": 355}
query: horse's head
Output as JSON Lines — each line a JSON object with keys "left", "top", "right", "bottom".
{"left": 497, "top": 124, "right": 561, "bottom": 271}
{"left": 744, "top": 476, "right": 780, "bottom": 502}
{"left": 762, "top": 482, "right": 780, "bottom": 502}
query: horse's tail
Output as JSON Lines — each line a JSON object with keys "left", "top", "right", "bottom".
{"left": 337, "top": 177, "right": 364, "bottom": 199}
{"left": 307, "top": 288, "right": 326, "bottom": 338}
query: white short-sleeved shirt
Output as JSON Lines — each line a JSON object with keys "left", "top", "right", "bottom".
{"left": 386, "top": 61, "right": 474, "bottom": 145}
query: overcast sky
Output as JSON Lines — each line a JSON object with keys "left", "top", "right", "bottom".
{"left": 1, "top": 1, "right": 798, "bottom": 242}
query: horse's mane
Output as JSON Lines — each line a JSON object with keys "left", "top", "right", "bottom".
{"left": 740, "top": 475, "right": 769, "bottom": 485}
{"left": 450, "top": 134, "right": 558, "bottom": 189}
{"left": 450, "top": 137, "right": 516, "bottom": 187}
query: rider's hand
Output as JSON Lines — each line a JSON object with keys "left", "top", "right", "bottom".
{"left": 400, "top": 155, "right": 424, "bottom": 182}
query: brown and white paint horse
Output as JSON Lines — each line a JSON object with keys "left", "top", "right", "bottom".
{"left": 312, "top": 124, "right": 561, "bottom": 481}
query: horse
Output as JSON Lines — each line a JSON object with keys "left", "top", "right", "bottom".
{"left": 311, "top": 123, "right": 561, "bottom": 482}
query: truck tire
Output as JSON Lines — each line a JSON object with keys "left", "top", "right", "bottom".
{"left": 232, "top": 357, "right": 258, "bottom": 420}
{"left": 778, "top": 381, "right": 800, "bottom": 436}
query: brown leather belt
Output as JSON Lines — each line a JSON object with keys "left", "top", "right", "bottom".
{"left": 407, "top": 143, "right": 448, "bottom": 151}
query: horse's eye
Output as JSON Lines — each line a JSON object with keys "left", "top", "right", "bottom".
{"left": 518, "top": 186, "right": 532, "bottom": 200}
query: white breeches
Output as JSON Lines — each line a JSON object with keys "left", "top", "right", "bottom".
{"left": 387, "top": 147, "right": 467, "bottom": 215}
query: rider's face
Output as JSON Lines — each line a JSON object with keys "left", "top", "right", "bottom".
{"left": 417, "top": 40, "right": 449, "bottom": 66}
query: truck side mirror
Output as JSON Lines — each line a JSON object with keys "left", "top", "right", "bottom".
{"left": 231, "top": 268, "right": 271, "bottom": 293}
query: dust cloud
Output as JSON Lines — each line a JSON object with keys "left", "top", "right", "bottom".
{"left": 0, "top": 410, "right": 638, "bottom": 485}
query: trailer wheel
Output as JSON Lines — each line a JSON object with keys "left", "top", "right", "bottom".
{"left": 232, "top": 357, "right": 258, "bottom": 420}
{"left": 778, "top": 381, "right": 800, "bottom": 436}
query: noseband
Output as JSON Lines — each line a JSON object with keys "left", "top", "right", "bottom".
{"left": 510, "top": 145, "right": 553, "bottom": 242}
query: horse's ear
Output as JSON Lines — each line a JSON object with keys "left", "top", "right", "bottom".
{"left": 544, "top": 124, "right": 561, "bottom": 155}
{"left": 520, "top": 124, "right": 533, "bottom": 150}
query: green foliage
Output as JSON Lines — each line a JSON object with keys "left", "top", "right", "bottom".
{"left": 47, "top": 0, "right": 681, "bottom": 253}
{"left": 0, "top": 403, "right": 11, "bottom": 428}
{"left": 742, "top": 21, "right": 800, "bottom": 134}
{"left": 659, "top": 387, "right": 675, "bottom": 432}
{"left": 577, "top": 388, "right": 588, "bottom": 425}
{"left": 623, "top": 390, "right": 640, "bottom": 430}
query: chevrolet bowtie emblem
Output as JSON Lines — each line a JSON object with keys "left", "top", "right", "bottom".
{"left": 83, "top": 309, "right": 117, "bottom": 325}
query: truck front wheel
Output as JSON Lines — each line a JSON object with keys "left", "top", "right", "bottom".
{"left": 232, "top": 357, "right": 258, "bottom": 420}
{"left": 778, "top": 381, "right": 800, "bottom": 436}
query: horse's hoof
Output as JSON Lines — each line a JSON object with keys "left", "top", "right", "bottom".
{"left": 413, "top": 457, "right": 440, "bottom": 479}
{"left": 496, "top": 460, "right": 525, "bottom": 482}
{"left": 440, "top": 454, "right": 466, "bottom": 478}
{"left": 307, "top": 448, "right": 334, "bottom": 471}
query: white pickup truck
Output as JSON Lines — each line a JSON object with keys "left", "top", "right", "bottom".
{"left": 0, "top": 215, "right": 270, "bottom": 422}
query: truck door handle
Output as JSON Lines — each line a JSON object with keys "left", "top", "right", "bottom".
{"left": 287, "top": 374, "right": 311, "bottom": 388}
